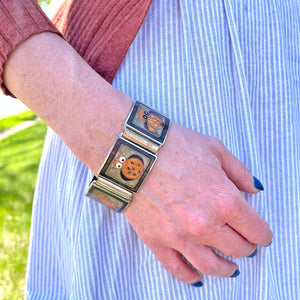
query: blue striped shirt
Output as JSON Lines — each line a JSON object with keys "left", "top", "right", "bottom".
{"left": 26, "top": 1, "right": 300, "bottom": 299}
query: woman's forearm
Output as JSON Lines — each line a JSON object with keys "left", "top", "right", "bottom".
{"left": 4, "top": 32, "right": 132, "bottom": 174}
{"left": 4, "top": 31, "right": 272, "bottom": 284}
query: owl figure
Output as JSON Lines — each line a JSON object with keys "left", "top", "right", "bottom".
{"left": 138, "top": 108, "right": 164, "bottom": 134}
{"left": 114, "top": 153, "right": 144, "bottom": 181}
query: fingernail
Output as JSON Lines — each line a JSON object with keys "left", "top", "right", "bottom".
{"left": 265, "top": 241, "right": 272, "bottom": 247}
{"left": 230, "top": 269, "right": 240, "bottom": 278}
{"left": 253, "top": 176, "right": 264, "bottom": 191}
{"left": 191, "top": 281, "right": 203, "bottom": 288}
{"left": 247, "top": 249, "right": 257, "bottom": 258}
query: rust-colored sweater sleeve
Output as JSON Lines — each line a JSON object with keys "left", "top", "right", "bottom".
{"left": 0, "top": 0, "right": 153, "bottom": 97}
{"left": 52, "top": 0, "right": 153, "bottom": 84}
{"left": 0, "top": 0, "right": 61, "bottom": 96}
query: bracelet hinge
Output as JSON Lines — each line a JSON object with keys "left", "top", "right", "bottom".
{"left": 123, "top": 128, "right": 160, "bottom": 153}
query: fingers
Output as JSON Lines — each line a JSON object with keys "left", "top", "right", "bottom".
{"left": 209, "top": 139, "right": 273, "bottom": 245}
{"left": 180, "top": 244, "right": 238, "bottom": 278}
{"left": 151, "top": 246, "right": 203, "bottom": 284}
{"left": 208, "top": 224, "right": 257, "bottom": 258}
{"left": 222, "top": 194, "right": 273, "bottom": 246}
{"left": 125, "top": 132, "right": 273, "bottom": 285}
{"left": 151, "top": 244, "right": 239, "bottom": 285}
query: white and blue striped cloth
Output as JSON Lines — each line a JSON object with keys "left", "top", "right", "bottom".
{"left": 26, "top": 1, "right": 300, "bottom": 299}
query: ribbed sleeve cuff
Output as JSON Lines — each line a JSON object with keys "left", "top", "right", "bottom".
{"left": 0, "top": 0, "right": 62, "bottom": 97}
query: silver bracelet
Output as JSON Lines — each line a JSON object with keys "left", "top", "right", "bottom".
{"left": 85, "top": 101, "right": 170, "bottom": 212}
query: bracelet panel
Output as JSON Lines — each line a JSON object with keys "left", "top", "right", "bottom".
{"left": 98, "top": 137, "right": 157, "bottom": 193}
{"left": 86, "top": 180, "right": 131, "bottom": 212}
{"left": 125, "top": 101, "right": 170, "bottom": 146}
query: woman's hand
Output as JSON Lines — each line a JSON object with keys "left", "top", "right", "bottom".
{"left": 124, "top": 122, "right": 273, "bottom": 284}
{"left": 4, "top": 32, "right": 272, "bottom": 286}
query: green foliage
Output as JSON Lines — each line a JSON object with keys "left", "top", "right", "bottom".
{"left": 0, "top": 121, "right": 47, "bottom": 299}
{"left": 38, "top": 0, "right": 52, "bottom": 5}
{"left": 0, "top": 111, "right": 36, "bottom": 133}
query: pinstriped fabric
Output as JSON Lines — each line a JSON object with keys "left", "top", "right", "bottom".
{"left": 25, "top": 1, "right": 300, "bottom": 299}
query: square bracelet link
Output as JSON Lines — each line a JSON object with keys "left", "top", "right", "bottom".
{"left": 85, "top": 101, "right": 170, "bottom": 213}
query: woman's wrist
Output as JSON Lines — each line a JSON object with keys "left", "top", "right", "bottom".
{"left": 3, "top": 32, "right": 133, "bottom": 174}
{"left": 86, "top": 101, "right": 171, "bottom": 212}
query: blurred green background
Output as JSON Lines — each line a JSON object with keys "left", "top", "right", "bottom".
{"left": 0, "top": 1, "right": 54, "bottom": 299}
{"left": 0, "top": 114, "right": 47, "bottom": 299}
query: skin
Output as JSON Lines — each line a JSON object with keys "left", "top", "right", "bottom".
{"left": 4, "top": 32, "right": 273, "bottom": 285}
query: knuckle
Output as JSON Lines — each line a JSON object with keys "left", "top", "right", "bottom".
{"left": 207, "top": 137, "right": 226, "bottom": 156}
{"left": 171, "top": 206, "right": 212, "bottom": 238}
{"left": 185, "top": 217, "right": 211, "bottom": 237}
{"left": 208, "top": 136, "right": 225, "bottom": 150}
{"left": 216, "top": 191, "right": 242, "bottom": 219}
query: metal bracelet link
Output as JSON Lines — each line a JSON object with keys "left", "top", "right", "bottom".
{"left": 85, "top": 101, "right": 170, "bottom": 213}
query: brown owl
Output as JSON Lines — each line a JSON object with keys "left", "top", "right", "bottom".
{"left": 138, "top": 108, "right": 164, "bottom": 134}
{"left": 114, "top": 153, "right": 144, "bottom": 181}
